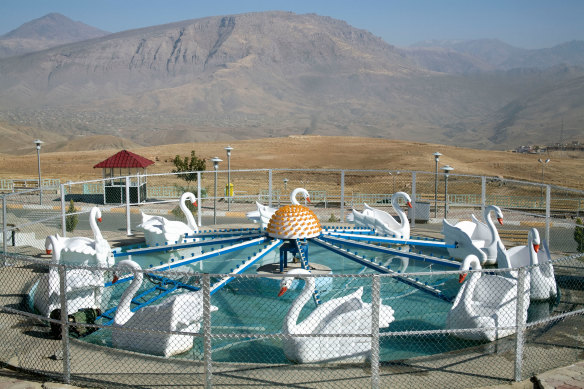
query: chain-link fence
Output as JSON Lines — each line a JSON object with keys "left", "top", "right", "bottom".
{"left": 1, "top": 169, "right": 584, "bottom": 388}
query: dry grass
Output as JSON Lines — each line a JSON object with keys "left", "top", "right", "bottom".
{"left": 0, "top": 135, "right": 582, "bottom": 190}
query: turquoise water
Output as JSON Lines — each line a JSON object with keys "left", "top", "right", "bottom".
{"left": 80, "top": 235, "right": 476, "bottom": 363}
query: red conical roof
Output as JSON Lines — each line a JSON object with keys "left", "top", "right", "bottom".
{"left": 93, "top": 150, "right": 155, "bottom": 169}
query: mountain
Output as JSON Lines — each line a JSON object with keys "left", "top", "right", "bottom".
{"left": 0, "top": 13, "right": 110, "bottom": 58}
{"left": 0, "top": 12, "right": 582, "bottom": 151}
{"left": 408, "top": 39, "right": 584, "bottom": 71}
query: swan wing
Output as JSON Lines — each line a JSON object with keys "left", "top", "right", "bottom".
{"left": 471, "top": 214, "right": 492, "bottom": 243}
{"left": 307, "top": 288, "right": 366, "bottom": 333}
{"left": 364, "top": 203, "right": 401, "bottom": 230}
{"left": 61, "top": 237, "right": 96, "bottom": 255}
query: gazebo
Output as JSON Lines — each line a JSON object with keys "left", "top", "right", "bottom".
{"left": 93, "top": 150, "right": 155, "bottom": 204}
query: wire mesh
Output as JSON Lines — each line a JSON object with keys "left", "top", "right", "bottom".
{"left": 1, "top": 169, "right": 584, "bottom": 388}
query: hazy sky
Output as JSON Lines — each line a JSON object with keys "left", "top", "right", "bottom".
{"left": 1, "top": 0, "right": 583, "bottom": 49}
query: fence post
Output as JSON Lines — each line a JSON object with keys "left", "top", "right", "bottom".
{"left": 340, "top": 170, "right": 345, "bottom": 223}
{"left": 545, "top": 185, "right": 551, "bottom": 245}
{"left": 481, "top": 176, "right": 486, "bottom": 214}
{"left": 411, "top": 172, "right": 416, "bottom": 229}
{"left": 197, "top": 172, "right": 202, "bottom": 228}
{"left": 514, "top": 267, "right": 527, "bottom": 382}
{"left": 125, "top": 176, "right": 132, "bottom": 236}
{"left": 371, "top": 275, "right": 380, "bottom": 389}
{"left": 2, "top": 195, "right": 6, "bottom": 263}
{"left": 60, "top": 184, "right": 66, "bottom": 237}
{"left": 268, "top": 170, "right": 273, "bottom": 208}
{"left": 58, "top": 265, "right": 71, "bottom": 384}
{"left": 203, "top": 274, "right": 212, "bottom": 388}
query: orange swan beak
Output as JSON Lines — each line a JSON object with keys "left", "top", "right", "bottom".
{"left": 278, "top": 287, "right": 288, "bottom": 297}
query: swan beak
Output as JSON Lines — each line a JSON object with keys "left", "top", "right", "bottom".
{"left": 112, "top": 274, "right": 119, "bottom": 284}
{"left": 98, "top": 217, "right": 103, "bottom": 223}
{"left": 306, "top": 197, "right": 311, "bottom": 204}
{"left": 46, "top": 249, "right": 52, "bottom": 255}
{"left": 407, "top": 201, "right": 413, "bottom": 209}
{"left": 192, "top": 201, "right": 197, "bottom": 207}
{"left": 533, "top": 244, "right": 540, "bottom": 253}
{"left": 459, "top": 273, "right": 467, "bottom": 283}
{"left": 497, "top": 217, "right": 503, "bottom": 225}
{"left": 278, "top": 286, "right": 288, "bottom": 297}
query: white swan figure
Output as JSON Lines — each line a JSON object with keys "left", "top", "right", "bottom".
{"left": 246, "top": 188, "right": 310, "bottom": 229}
{"left": 59, "top": 207, "right": 114, "bottom": 268}
{"left": 442, "top": 205, "right": 505, "bottom": 265}
{"left": 497, "top": 228, "right": 557, "bottom": 301}
{"left": 111, "top": 259, "right": 218, "bottom": 357}
{"left": 138, "top": 192, "right": 199, "bottom": 246}
{"left": 446, "top": 254, "right": 530, "bottom": 341}
{"left": 34, "top": 235, "right": 105, "bottom": 317}
{"left": 278, "top": 268, "right": 394, "bottom": 363}
{"left": 349, "top": 192, "right": 412, "bottom": 239}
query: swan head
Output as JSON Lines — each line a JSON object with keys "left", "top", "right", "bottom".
{"left": 90, "top": 207, "right": 103, "bottom": 223}
{"left": 394, "top": 192, "right": 412, "bottom": 208}
{"left": 112, "top": 259, "right": 140, "bottom": 284}
{"left": 291, "top": 188, "right": 310, "bottom": 204}
{"left": 486, "top": 205, "right": 503, "bottom": 225}
{"left": 182, "top": 192, "right": 198, "bottom": 207}
{"left": 278, "top": 268, "right": 311, "bottom": 297}
{"left": 459, "top": 254, "right": 482, "bottom": 283}
{"left": 529, "top": 228, "right": 540, "bottom": 253}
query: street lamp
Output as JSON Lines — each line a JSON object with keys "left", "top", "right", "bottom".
{"left": 224, "top": 146, "right": 233, "bottom": 211}
{"left": 211, "top": 157, "right": 222, "bottom": 225}
{"left": 538, "top": 158, "right": 550, "bottom": 201}
{"left": 433, "top": 152, "right": 442, "bottom": 218}
{"left": 441, "top": 165, "right": 454, "bottom": 218}
{"left": 34, "top": 139, "right": 44, "bottom": 204}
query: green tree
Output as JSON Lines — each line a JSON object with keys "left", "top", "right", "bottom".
{"left": 65, "top": 200, "right": 79, "bottom": 233}
{"left": 172, "top": 150, "right": 206, "bottom": 187}
{"left": 575, "top": 217, "right": 584, "bottom": 253}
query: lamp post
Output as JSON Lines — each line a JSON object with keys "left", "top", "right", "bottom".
{"left": 34, "top": 139, "right": 43, "bottom": 204}
{"left": 433, "top": 152, "right": 442, "bottom": 218}
{"left": 538, "top": 158, "right": 550, "bottom": 202}
{"left": 441, "top": 165, "right": 454, "bottom": 218}
{"left": 211, "top": 157, "right": 222, "bottom": 225}
{"left": 225, "top": 146, "right": 233, "bottom": 211}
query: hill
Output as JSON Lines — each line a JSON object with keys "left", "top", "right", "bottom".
{"left": 0, "top": 12, "right": 582, "bottom": 150}
{"left": 0, "top": 13, "right": 110, "bottom": 58}
{"left": 1, "top": 136, "right": 582, "bottom": 190}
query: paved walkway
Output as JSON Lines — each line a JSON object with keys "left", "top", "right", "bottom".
{"left": 1, "top": 361, "right": 584, "bottom": 388}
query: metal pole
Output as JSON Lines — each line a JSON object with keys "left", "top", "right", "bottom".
{"left": 60, "top": 184, "right": 66, "bottom": 237}
{"left": 370, "top": 275, "right": 380, "bottom": 389}
{"left": 545, "top": 185, "right": 551, "bottom": 245}
{"left": 340, "top": 170, "right": 345, "bottom": 223}
{"left": 411, "top": 172, "right": 416, "bottom": 229}
{"left": 433, "top": 152, "right": 441, "bottom": 218}
{"left": 2, "top": 195, "right": 6, "bottom": 262}
{"left": 197, "top": 172, "right": 202, "bottom": 228}
{"left": 268, "top": 170, "right": 273, "bottom": 208}
{"left": 203, "top": 274, "right": 212, "bottom": 388}
{"left": 58, "top": 265, "right": 71, "bottom": 384}
{"left": 36, "top": 146, "right": 42, "bottom": 205}
{"left": 213, "top": 169, "right": 217, "bottom": 225}
{"left": 125, "top": 176, "right": 132, "bottom": 236}
{"left": 444, "top": 174, "right": 449, "bottom": 218}
{"left": 481, "top": 176, "right": 486, "bottom": 214}
{"left": 514, "top": 267, "right": 527, "bottom": 381}
{"left": 227, "top": 154, "right": 231, "bottom": 211}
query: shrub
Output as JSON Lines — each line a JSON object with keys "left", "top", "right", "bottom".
{"left": 65, "top": 200, "right": 78, "bottom": 233}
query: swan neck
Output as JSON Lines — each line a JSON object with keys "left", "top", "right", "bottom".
{"left": 114, "top": 265, "right": 143, "bottom": 325}
{"left": 290, "top": 188, "right": 301, "bottom": 205}
{"left": 90, "top": 209, "right": 103, "bottom": 241}
{"left": 392, "top": 194, "right": 407, "bottom": 227}
{"left": 484, "top": 207, "right": 497, "bottom": 242}
{"left": 283, "top": 276, "right": 315, "bottom": 333}
{"left": 181, "top": 195, "right": 198, "bottom": 231}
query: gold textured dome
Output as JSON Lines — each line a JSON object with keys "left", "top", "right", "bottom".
{"left": 266, "top": 205, "right": 321, "bottom": 239}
